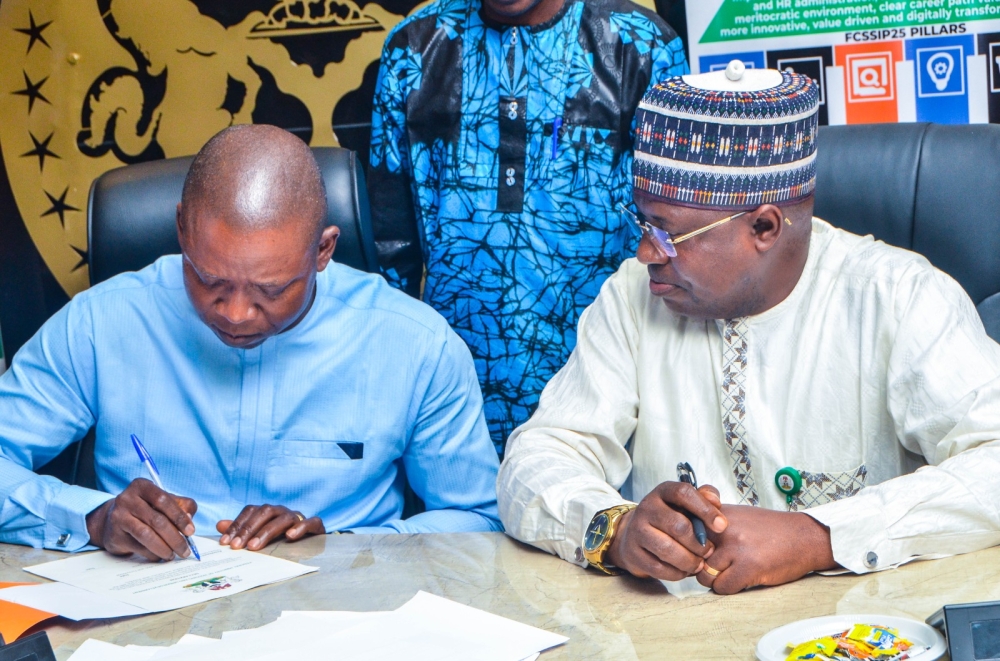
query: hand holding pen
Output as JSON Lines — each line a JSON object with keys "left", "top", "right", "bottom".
{"left": 604, "top": 464, "right": 728, "bottom": 582}
{"left": 83, "top": 436, "right": 201, "bottom": 562}
{"left": 131, "top": 435, "right": 201, "bottom": 561}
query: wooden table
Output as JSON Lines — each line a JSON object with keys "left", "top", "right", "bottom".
{"left": 2, "top": 533, "right": 999, "bottom": 660}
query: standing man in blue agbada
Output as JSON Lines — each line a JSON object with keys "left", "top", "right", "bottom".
{"left": 367, "top": 0, "right": 689, "bottom": 454}
{"left": 0, "top": 125, "right": 501, "bottom": 560}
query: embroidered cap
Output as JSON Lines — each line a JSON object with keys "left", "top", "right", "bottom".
{"left": 633, "top": 60, "right": 819, "bottom": 210}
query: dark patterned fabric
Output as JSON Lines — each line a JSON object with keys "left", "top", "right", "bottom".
{"left": 719, "top": 318, "right": 759, "bottom": 506}
{"left": 788, "top": 465, "right": 868, "bottom": 512}
{"left": 368, "top": 0, "right": 688, "bottom": 453}
{"left": 633, "top": 71, "right": 819, "bottom": 210}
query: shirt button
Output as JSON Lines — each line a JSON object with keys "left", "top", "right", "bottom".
{"left": 57, "top": 533, "right": 71, "bottom": 547}
{"left": 864, "top": 551, "right": 878, "bottom": 569}
{"left": 574, "top": 547, "right": 584, "bottom": 562}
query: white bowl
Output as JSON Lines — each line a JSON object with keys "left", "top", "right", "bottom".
{"left": 756, "top": 613, "right": 947, "bottom": 661}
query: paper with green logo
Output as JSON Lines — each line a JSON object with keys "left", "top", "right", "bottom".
{"left": 18, "top": 537, "right": 316, "bottom": 615}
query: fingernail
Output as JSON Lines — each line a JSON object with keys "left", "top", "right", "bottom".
{"left": 231, "top": 536, "right": 241, "bottom": 547}
{"left": 695, "top": 561, "right": 704, "bottom": 573}
{"left": 712, "top": 516, "right": 727, "bottom": 531}
{"left": 184, "top": 524, "right": 195, "bottom": 536}
{"left": 220, "top": 535, "right": 230, "bottom": 544}
{"left": 249, "top": 537, "right": 260, "bottom": 549}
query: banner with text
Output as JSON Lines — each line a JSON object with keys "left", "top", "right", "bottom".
{"left": 687, "top": 0, "right": 1000, "bottom": 124}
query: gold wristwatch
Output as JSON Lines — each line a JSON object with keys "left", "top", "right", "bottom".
{"left": 582, "top": 503, "right": 637, "bottom": 575}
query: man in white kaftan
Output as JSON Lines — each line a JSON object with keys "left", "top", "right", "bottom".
{"left": 497, "top": 63, "right": 1000, "bottom": 594}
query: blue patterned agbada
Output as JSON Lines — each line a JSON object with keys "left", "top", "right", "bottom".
{"left": 368, "top": 0, "right": 689, "bottom": 453}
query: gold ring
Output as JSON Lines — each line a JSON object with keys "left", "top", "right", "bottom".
{"left": 295, "top": 513, "right": 305, "bottom": 522}
{"left": 703, "top": 564, "right": 720, "bottom": 577}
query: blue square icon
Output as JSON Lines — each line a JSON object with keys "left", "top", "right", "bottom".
{"left": 699, "top": 52, "right": 766, "bottom": 75}
{"left": 916, "top": 45, "right": 965, "bottom": 97}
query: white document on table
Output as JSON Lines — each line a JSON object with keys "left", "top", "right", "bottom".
{"left": 0, "top": 582, "right": 147, "bottom": 620}
{"left": 254, "top": 591, "right": 567, "bottom": 661}
{"left": 23, "top": 536, "right": 316, "bottom": 614}
{"left": 67, "top": 591, "right": 564, "bottom": 661}
{"left": 391, "top": 591, "right": 566, "bottom": 660}
{"left": 68, "top": 633, "right": 214, "bottom": 661}
{"left": 145, "top": 612, "right": 390, "bottom": 660}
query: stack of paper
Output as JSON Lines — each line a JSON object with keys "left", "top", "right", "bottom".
{"left": 0, "top": 582, "right": 58, "bottom": 642}
{"left": 66, "top": 591, "right": 568, "bottom": 661}
{"left": 0, "top": 537, "right": 316, "bottom": 620}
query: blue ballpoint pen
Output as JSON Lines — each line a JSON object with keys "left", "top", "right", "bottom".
{"left": 130, "top": 434, "right": 201, "bottom": 561}
{"left": 551, "top": 117, "right": 562, "bottom": 159}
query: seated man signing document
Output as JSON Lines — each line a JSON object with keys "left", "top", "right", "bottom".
{"left": 497, "top": 64, "right": 1000, "bottom": 593}
{"left": 0, "top": 125, "right": 501, "bottom": 559}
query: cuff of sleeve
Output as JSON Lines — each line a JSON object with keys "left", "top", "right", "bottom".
{"left": 804, "top": 491, "right": 891, "bottom": 574}
{"left": 44, "top": 485, "right": 113, "bottom": 552}
{"left": 344, "top": 526, "right": 398, "bottom": 535}
{"left": 564, "top": 495, "right": 636, "bottom": 568}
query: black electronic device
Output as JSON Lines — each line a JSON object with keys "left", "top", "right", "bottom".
{"left": 0, "top": 631, "right": 57, "bottom": 661}
{"left": 928, "top": 601, "right": 1000, "bottom": 661}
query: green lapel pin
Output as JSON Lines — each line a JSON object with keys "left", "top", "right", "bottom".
{"left": 774, "top": 467, "right": 802, "bottom": 505}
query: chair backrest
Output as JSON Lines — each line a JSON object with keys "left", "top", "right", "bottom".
{"left": 814, "top": 123, "right": 1000, "bottom": 342}
{"left": 87, "top": 147, "right": 379, "bottom": 285}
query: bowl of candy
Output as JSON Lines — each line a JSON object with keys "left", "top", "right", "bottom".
{"left": 756, "top": 614, "right": 947, "bottom": 661}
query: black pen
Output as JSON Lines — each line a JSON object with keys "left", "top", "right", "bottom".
{"left": 677, "top": 462, "right": 707, "bottom": 546}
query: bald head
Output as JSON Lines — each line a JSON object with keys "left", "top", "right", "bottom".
{"left": 180, "top": 124, "right": 327, "bottom": 239}
{"left": 176, "top": 125, "right": 340, "bottom": 350}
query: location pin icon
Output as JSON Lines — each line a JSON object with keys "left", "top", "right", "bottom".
{"left": 927, "top": 52, "right": 954, "bottom": 92}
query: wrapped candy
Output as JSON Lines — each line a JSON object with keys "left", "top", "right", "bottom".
{"left": 784, "top": 635, "right": 838, "bottom": 660}
{"left": 784, "top": 624, "right": 918, "bottom": 661}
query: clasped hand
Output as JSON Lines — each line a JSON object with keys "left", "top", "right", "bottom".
{"left": 85, "top": 478, "right": 324, "bottom": 560}
{"left": 605, "top": 481, "right": 838, "bottom": 594}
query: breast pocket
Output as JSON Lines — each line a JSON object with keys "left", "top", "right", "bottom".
{"left": 788, "top": 464, "right": 868, "bottom": 511}
{"left": 267, "top": 439, "right": 364, "bottom": 469}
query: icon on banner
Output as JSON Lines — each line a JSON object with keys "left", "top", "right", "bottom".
{"left": 927, "top": 52, "right": 954, "bottom": 90}
{"left": 990, "top": 43, "right": 1000, "bottom": 92}
{"left": 709, "top": 60, "right": 756, "bottom": 71}
{"left": 847, "top": 53, "right": 893, "bottom": 102}
{"left": 916, "top": 46, "right": 965, "bottom": 97}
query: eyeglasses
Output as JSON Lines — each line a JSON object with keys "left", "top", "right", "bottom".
{"left": 618, "top": 203, "right": 747, "bottom": 258}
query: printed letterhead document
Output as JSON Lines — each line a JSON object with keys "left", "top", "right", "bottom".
{"left": 22, "top": 536, "right": 316, "bottom": 614}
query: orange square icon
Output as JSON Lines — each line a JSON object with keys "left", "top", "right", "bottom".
{"left": 836, "top": 41, "right": 904, "bottom": 123}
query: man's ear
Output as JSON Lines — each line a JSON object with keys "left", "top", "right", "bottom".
{"left": 316, "top": 225, "right": 340, "bottom": 272}
{"left": 176, "top": 203, "right": 187, "bottom": 252}
{"left": 750, "top": 204, "right": 784, "bottom": 253}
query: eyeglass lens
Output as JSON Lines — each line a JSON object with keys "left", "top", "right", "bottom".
{"left": 619, "top": 204, "right": 677, "bottom": 258}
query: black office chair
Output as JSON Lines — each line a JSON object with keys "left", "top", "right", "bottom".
{"left": 814, "top": 123, "right": 1000, "bottom": 342}
{"left": 87, "top": 147, "right": 379, "bottom": 285}
{"left": 42, "top": 147, "right": 381, "bottom": 490}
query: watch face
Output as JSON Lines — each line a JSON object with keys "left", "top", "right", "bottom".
{"left": 584, "top": 513, "right": 611, "bottom": 553}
